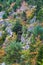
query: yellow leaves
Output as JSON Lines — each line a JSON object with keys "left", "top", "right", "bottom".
{"left": 0, "top": 48, "right": 5, "bottom": 57}
{"left": 5, "top": 32, "right": 17, "bottom": 44}
{"left": 5, "top": 35, "right": 11, "bottom": 41}
{"left": 21, "top": 21, "right": 26, "bottom": 26}
{"left": 35, "top": 35, "right": 42, "bottom": 46}
{"left": 3, "top": 32, "right": 17, "bottom": 45}
{"left": 30, "top": 52, "right": 38, "bottom": 55}
{"left": 26, "top": 7, "right": 36, "bottom": 19}
{"left": 12, "top": 63, "right": 20, "bottom": 65}
{"left": 33, "top": 22, "right": 38, "bottom": 27}
{"left": 40, "top": 23, "right": 43, "bottom": 26}
{"left": 21, "top": 50, "right": 29, "bottom": 60}
{"left": 21, "top": 50, "right": 29, "bottom": 54}
{"left": 26, "top": 24, "right": 29, "bottom": 28}
{"left": 12, "top": 32, "right": 17, "bottom": 41}
{"left": 10, "top": 33, "right": 17, "bottom": 41}
{"left": 26, "top": 10, "right": 33, "bottom": 18}
{"left": 31, "top": 58, "right": 36, "bottom": 65}
{"left": 36, "top": 40, "right": 42, "bottom": 47}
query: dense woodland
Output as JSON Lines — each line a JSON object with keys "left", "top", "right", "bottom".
{"left": 0, "top": 0, "right": 43, "bottom": 65}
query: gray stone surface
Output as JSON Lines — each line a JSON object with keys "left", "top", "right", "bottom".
{"left": 0, "top": 11, "right": 5, "bottom": 19}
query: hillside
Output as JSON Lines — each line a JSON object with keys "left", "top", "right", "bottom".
{"left": 0, "top": 0, "right": 43, "bottom": 65}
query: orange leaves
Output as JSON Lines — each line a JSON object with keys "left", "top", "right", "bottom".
{"left": 30, "top": 52, "right": 38, "bottom": 55}
{"left": 12, "top": 63, "right": 20, "bottom": 65}
{"left": 0, "top": 48, "right": 5, "bottom": 62}
{"left": 0, "top": 48, "right": 5, "bottom": 57}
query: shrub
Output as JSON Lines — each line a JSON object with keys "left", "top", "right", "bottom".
{"left": 0, "top": 31, "right": 6, "bottom": 47}
{"left": 2, "top": 13, "right": 8, "bottom": 19}
{"left": 14, "top": 14, "right": 16, "bottom": 18}
{"left": 13, "top": 21, "right": 22, "bottom": 34}
{"left": 21, "top": 11, "right": 27, "bottom": 21}
{"left": 16, "top": 0, "right": 21, "bottom": 7}
{"left": 37, "top": 44, "right": 43, "bottom": 65}
{"left": 4, "top": 41, "right": 22, "bottom": 64}
{"left": 32, "top": 25, "right": 43, "bottom": 36}
{"left": 37, "top": 8, "right": 43, "bottom": 21}
{"left": 13, "top": 4, "right": 17, "bottom": 12}
{"left": 0, "top": 6, "right": 2, "bottom": 12}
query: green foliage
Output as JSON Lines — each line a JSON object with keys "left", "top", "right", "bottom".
{"left": 37, "top": 45, "right": 43, "bottom": 65}
{"left": 21, "top": 11, "right": 27, "bottom": 21}
{"left": 2, "top": 9, "right": 9, "bottom": 19}
{"left": 37, "top": 8, "right": 43, "bottom": 21}
{"left": 29, "top": 34, "right": 36, "bottom": 52}
{"left": 0, "top": 6, "right": 2, "bottom": 12}
{"left": 16, "top": 0, "right": 21, "bottom": 6}
{"left": 26, "top": 0, "right": 43, "bottom": 7}
{"left": 22, "top": 25, "right": 27, "bottom": 34}
{"left": 22, "top": 11, "right": 26, "bottom": 17}
{"left": 31, "top": 25, "right": 43, "bottom": 41}
{"left": 4, "top": 41, "right": 22, "bottom": 64}
{"left": 2, "top": 13, "right": 8, "bottom": 19}
{"left": 13, "top": 20, "right": 22, "bottom": 34}
{"left": 14, "top": 14, "right": 16, "bottom": 18}
{"left": 21, "top": 50, "right": 29, "bottom": 60}
{"left": 0, "top": 0, "right": 43, "bottom": 65}
{"left": 26, "top": 0, "right": 43, "bottom": 17}
{"left": 32, "top": 25, "right": 43, "bottom": 36}
{"left": 8, "top": 0, "right": 16, "bottom": 4}
{"left": 0, "top": 31, "right": 6, "bottom": 47}
{"left": 26, "top": 0, "right": 35, "bottom": 5}
{"left": 13, "top": 3, "right": 17, "bottom": 12}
